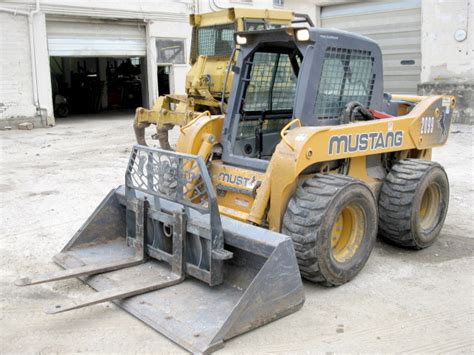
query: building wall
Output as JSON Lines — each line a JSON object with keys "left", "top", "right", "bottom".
{"left": 418, "top": 0, "right": 473, "bottom": 123}
{"left": 280, "top": 0, "right": 317, "bottom": 24}
{"left": 0, "top": 12, "right": 37, "bottom": 125}
{"left": 196, "top": 0, "right": 276, "bottom": 13}
{"left": 420, "top": 0, "right": 473, "bottom": 82}
{"left": 149, "top": 19, "right": 192, "bottom": 96}
{"left": 0, "top": 0, "right": 192, "bottom": 128}
{"left": 283, "top": 0, "right": 473, "bottom": 123}
{"left": 283, "top": 0, "right": 359, "bottom": 26}
{"left": 0, "top": 0, "right": 193, "bottom": 17}
{"left": 2, "top": 0, "right": 472, "bottom": 127}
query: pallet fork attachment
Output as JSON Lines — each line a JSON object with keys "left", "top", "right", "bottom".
{"left": 16, "top": 145, "right": 304, "bottom": 353}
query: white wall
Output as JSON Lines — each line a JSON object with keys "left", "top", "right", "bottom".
{"left": 0, "top": 0, "right": 192, "bottom": 17}
{"left": 282, "top": 0, "right": 318, "bottom": 24}
{"left": 283, "top": 0, "right": 359, "bottom": 26}
{"left": 420, "top": 0, "right": 473, "bottom": 83}
{"left": 149, "top": 19, "right": 192, "bottom": 96}
{"left": 0, "top": 0, "right": 192, "bottom": 125}
{"left": 197, "top": 0, "right": 276, "bottom": 13}
{"left": 0, "top": 12, "right": 36, "bottom": 123}
{"left": 284, "top": 0, "right": 473, "bottom": 85}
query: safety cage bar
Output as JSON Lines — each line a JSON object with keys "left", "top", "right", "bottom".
{"left": 125, "top": 145, "right": 231, "bottom": 286}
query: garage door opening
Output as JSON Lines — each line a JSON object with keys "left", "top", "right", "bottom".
{"left": 50, "top": 56, "right": 146, "bottom": 118}
{"left": 46, "top": 19, "right": 147, "bottom": 120}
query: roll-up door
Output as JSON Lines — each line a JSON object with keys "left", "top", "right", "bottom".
{"left": 46, "top": 19, "right": 146, "bottom": 57}
{"left": 321, "top": 0, "right": 421, "bottom": 94}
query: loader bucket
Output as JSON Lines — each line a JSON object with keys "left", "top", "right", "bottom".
{"left": 23, "top": 145, "right": 305, "bottom": 353}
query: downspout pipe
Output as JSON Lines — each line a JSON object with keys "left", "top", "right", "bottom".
{"left": 30, "top": 0, "right": 43, "bottom": 113}
{"left": 0, "top": 0, "right": 48, "bottom": 125}
{"left": 208, "top": 0, "right": 226, "bottom": 12}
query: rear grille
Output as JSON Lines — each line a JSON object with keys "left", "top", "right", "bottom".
{"left": 315, "top": 47, "right": 375, "bottom": 119}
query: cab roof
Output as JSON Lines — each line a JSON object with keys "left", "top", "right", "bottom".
{"left": 190, "top": 7, "right": 294, "bottom": 27}
{"left": 235, "top": 26, "right": 379, "bottom": 48}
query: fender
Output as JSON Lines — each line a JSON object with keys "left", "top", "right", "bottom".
{"left": 176, "top": 114, "right": 224, "bottom": 155}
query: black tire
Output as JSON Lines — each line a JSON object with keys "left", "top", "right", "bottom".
{"left": 378, "top": 159, "right": 449, "bottom": 249}
{"left": 282, "top": 174, "right": 378, "bottom": 286}
{"left": 55, "top": 104, "right": 69, "bottom": 118}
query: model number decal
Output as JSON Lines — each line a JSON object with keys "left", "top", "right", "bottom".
{"left": 328, "top": 131, "right": 404, "bottom": 155}
{"left": 421, "top": 116, "right": 435, "bottom": 134}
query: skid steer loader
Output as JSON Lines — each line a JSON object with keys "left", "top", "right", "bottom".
{"left": 17, "top": 26, "right": 455, "bottom": 353}
{"left": 133, "top": 7, "right": 313, "bottom": 149}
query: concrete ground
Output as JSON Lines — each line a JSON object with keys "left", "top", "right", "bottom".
{"left": 1, "top": 112, "right": 473, "bottom": 353}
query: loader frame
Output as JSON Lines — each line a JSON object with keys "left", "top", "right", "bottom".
{"left": 125, "top": 145, "right": 233, "bottom": 285}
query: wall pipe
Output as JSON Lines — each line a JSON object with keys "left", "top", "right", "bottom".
{"left": 208, "top": 0, "right": 226, "bottom": 12}
{"left": 0, "top": 0, "right": 49, "bottom": 125}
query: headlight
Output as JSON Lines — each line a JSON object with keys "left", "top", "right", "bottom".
{"left": 296, "top": 29, "right": 310, "bottom": 41}
{"left": 236, "top": 34, "right": 247, "bottom": 45}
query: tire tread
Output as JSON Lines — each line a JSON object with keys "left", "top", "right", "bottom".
{"left": 282, "top": 174, "right": 367, "bottom": 284}
{"left": 378, "top": 159, "right": 441, "bottom": 248}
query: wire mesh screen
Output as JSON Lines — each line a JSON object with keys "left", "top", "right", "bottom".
{"left": 243, "top": 52, "right": 297, "bottom": 112}
{"left": 197, "top": 24, "right": 235, "bottom": 58}
{"left": 314, "top": 47, "right": 375, "bottom": 119}
{"left": 126, "top": 146, "right": 214, "bottom": 213}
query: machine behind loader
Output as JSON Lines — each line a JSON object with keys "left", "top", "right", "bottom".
{"left": 17, "top": 26, "right": 455, "bottom": 353}
{"left": 133, "top": 7, "right": 313, "bottom": 149}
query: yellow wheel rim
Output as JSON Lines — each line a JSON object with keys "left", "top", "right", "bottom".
{"left": 419, "top": 183, "right": 441, "bottom": 230}
{"left": 330, "top": 204, "right": 365, "bottom": 263}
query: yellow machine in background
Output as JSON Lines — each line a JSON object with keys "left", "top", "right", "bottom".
{"left": 133, "top": 8, "right": 310, "bottom": 149}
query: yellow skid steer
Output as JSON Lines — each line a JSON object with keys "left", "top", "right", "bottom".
{"left": 16, "top": 25, "right": 455, "bottom": 353}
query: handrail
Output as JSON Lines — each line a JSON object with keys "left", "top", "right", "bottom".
{"left": 220, "top": 47, "right": 239, "bottom": 114}
{"left": 280, "top": 118, "right": 301, "bottom": 151}
{"left": 292, "top": 13, "right": 315, "bottom": 27}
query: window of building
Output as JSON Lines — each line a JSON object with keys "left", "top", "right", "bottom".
{"left": 156, "top": 39, "right": 186, "bottom": 64}
{"left": 314, "top": 47, "right": 375, "bottom": 119}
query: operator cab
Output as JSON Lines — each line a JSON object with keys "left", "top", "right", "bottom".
{"left": 220, "top": 27, "right": 383, "bottom": 172}
{"left": 234, "top": 41, "right": 302, "bottom": 160}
